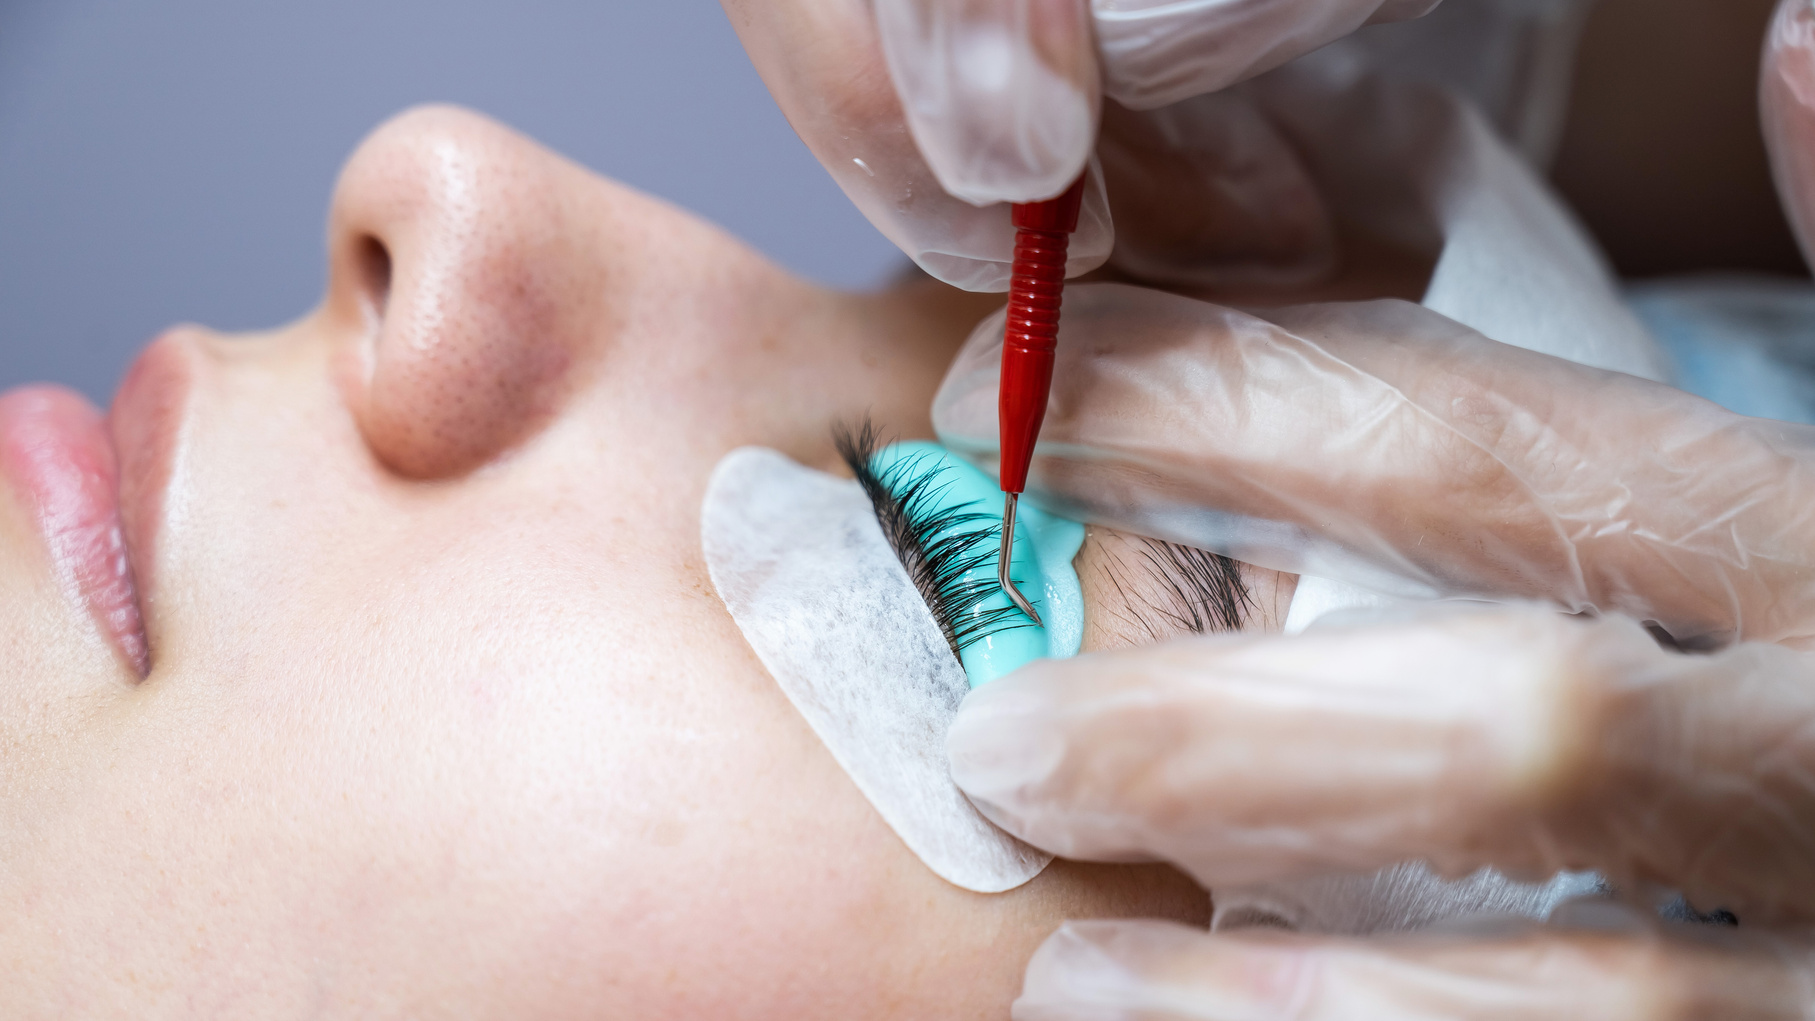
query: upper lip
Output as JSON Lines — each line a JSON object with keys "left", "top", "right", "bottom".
{"left": 107, "top": 328, "right": 202, "bottom": 670}
{"left": 0, "top": 328, "right": 201, "bottom": 678}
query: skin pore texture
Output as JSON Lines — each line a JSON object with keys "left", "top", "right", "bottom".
{"left": 0, "top": 106, "right": 1244, "bottom": 1019}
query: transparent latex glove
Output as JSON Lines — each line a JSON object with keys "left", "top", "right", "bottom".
{"left": 1094, "top": 89, "right": 1339, "bottom": 292}
{"left": 934, "top": 284, "right": 1815, "bottom": 649}
{"left": 721, "top": 0, "right": 1112, "bottom": 290}
{"left": 1765, "top": 0, "right": 1815, "bottom": 273}
{"left": 938, "top": 283, "right": 1815, "bottom": 1011}
{"left": 1094, "top": 0, "right": 1443, "bottom": 112}
{"left": 952, "top": 604, "right": 1815, "bottom": 921}
{"left": 960, "top": 607, "right": 1815, "bottom": 1017}
{"left": 719, "top": 0, "right": 1435, "bottom": 290}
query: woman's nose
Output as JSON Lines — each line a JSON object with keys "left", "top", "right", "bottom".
{"left": 324, "top": 105, "right": 607, "bottom": 478}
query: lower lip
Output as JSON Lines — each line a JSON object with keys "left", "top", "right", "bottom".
{"left": 0, "top": 386, "right": 149, "bottom": 677}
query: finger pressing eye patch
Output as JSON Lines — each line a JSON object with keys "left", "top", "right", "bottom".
{"left": 701, "top": 445, "right": 1056, "bottom": 892}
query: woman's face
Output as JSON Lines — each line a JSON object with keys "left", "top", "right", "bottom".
{"left": 0, "top": 107, "right": 1289, "bottom": 1016}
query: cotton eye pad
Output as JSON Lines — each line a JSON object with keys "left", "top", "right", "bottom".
{"left": 701, "top": 446, "right": 1053, "bottom": 893}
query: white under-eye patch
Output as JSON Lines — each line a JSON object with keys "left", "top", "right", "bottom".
{"left": 701, "top": 446, "right": 1052, "bottom": 894}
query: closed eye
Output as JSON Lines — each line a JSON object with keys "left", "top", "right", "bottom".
{"left": 835, "top": 418, "right": 1033, "bottom": 659}
{"left": 836, "top": 417, "right": 1257, "bottom": 660}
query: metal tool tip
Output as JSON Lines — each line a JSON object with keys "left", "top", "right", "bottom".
{"left": 997, "top": 493, "right": 1044, "bottom": 627}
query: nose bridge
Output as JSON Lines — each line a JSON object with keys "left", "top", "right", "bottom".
{"left": 326, "top": 105, "right": 597, "bottom": 479}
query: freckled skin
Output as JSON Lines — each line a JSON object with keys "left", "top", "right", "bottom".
{"left": 0, "top": 106, "right": 1209, "bottom": 1019}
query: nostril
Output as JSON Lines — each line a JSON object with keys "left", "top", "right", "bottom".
{"left": 356, "top": 234, "right": 393, "bottom": 323}
{"left": 326, "top": 105, "right": 609, "bottom": 479}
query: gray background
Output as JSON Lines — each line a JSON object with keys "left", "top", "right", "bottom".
{"left": 0, "top": 0, "right": 904, "bottom": 404}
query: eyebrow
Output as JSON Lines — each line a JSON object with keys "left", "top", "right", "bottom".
{"left": 1098, "top": 537, "right": 1255, "bottom": 640}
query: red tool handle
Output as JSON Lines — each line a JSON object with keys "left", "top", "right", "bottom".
{"left": 999, "top": 175, "right": 1087, "bottom": 495}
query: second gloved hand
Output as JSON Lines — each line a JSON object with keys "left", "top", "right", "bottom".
{"left": 935, "top": 284, "right": 1815, "bottom": 649}
{"left": 949, "top": 602, "right": 1815, "bottom": 1018}
{"left": 936, "top": 283, "right": 1815, "bottom": 913}
{"left": 720, "top": 0, "right": 1440, "bottom": 290}
{"left": 877, "top": 0, "right": 1444, "bottom": 205}
{"left": 938, "top": 285, "right": 1815, "bottom": 1017}
{"left": 951, "top": 604, "right": 1815, "bottom": 918}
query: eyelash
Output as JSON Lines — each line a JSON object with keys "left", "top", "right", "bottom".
{"left": 835, "top": 419, "right": 1033, "bottom": 659}
{"left": 835, "top": 418, "right": 1255, "bottom": 655}
{"left": 1102, "top": 537, "right": 1255, "bottom": 640}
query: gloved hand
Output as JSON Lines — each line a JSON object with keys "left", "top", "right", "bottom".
{"left": 934, "top": 284, "right": 1815, "bottom": 1014}
{"left": 719, "top": 0, "right": 1440, "bottom": 290}
{"left": 1766, "top": 0, "right": 1815, "bottom": 272}
{"left": 938, "top": 286, "right": 1811, "bottom": 647}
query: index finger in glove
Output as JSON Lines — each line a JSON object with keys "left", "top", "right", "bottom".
{"left": 720, "top": 0, "right": 1112, "bottom": 289}
{"left": 950, "top": 606, "right": 1815, "bottom": 922}
{"left": 933, "top": 284, "right": 1815, "bottom": 648}
{"left": 875, "top": 0, "right": 1099, "bottom": 206}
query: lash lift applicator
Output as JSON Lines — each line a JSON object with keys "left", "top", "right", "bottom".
{"left": 994, "top": 174, "right": 1087, "bottom": 626}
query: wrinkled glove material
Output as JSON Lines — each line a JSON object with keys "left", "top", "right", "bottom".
{"left": 943, "top": 8, "right": 1815, "bottom": 1013}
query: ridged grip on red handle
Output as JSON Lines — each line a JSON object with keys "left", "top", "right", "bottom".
{"left": 999, "top": 176, "right": 1086, "bottom": 495}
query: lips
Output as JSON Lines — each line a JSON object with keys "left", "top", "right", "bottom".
{"left": 0, "top": 385, "right": 149, "bottom": 677}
